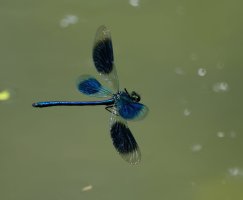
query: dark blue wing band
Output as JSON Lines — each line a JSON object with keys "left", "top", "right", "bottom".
{"left": 93, "top": 38, "right": 114, "bottom": 74}
{"left": 78, "top": 77, "right": 102, "bottom": 95}
{"left": 110, "top": 121, "right": 139, "bottom": 154}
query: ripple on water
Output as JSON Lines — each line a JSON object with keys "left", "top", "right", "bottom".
{"left": 191, "top": 144, "right": 202, "bottom": 152}
{"left": 183, "top": 108, "right": 191, "bottom": 116}
{"left": 197, "top": 67, "right": 207, "bottom": 77}
{"left": 228, "top": 167, "right": 243, "bottom": 177}
{"left": 59, "top": 15, "right": 79, "bottom": 28}
{"left": 212, "top": 82, "right": 229, "bottom": 93}
{"left": 175, "top": 67, "right": 185, "bottom": 75}
{"left": 129, "top": 0, "right": 140, "bottom": 7}
{"left": 216, "top": 131, "right": 225, "bottom": 138}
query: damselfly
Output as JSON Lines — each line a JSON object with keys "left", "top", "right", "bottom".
{"left": 32, "top": 25, "right": 148, "bottom": 164}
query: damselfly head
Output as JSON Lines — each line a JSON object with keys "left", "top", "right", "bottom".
{"left": 131, "top": 91, "right": 141, "bottom": 102}
{"left": 124, "top": 88, "right": 141, "bottom": 102}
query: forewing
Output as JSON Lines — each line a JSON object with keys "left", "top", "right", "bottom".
{"left": 92, "top": 25, "right": 119, "bottom": 91}
{"left": 110, "top": 113, "right": 141, "bottom": 164}
{"left": 77, "top": 75, "right": 112, "bottom": 97}
{"left": 116, "top": 99, "right": 149, "bottom": 121}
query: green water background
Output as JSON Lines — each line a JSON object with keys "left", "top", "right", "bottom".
{"left": 1, "top": 1, "right": 243, "bottom": 199}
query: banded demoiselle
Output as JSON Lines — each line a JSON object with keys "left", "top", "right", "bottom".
{"left": 32, "top": 25, "right": 148, "bottom": 164}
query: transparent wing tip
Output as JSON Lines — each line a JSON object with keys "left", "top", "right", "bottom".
{"left": 95, "top": 25, "right": 110, "bottom": 40}
{"left": 119, "top": 147, "right": 141, "bottom": 165}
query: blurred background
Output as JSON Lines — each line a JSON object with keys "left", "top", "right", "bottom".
{"left": 1, "top": 0, "right": 243, "bottom": 199}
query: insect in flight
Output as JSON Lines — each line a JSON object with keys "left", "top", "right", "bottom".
{"left": 32, "top": 25, "right": 148, "bottom": 164}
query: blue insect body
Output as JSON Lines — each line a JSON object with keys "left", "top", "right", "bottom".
{"left": 32, "top": 25, "right": 148, "bottom": 164}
